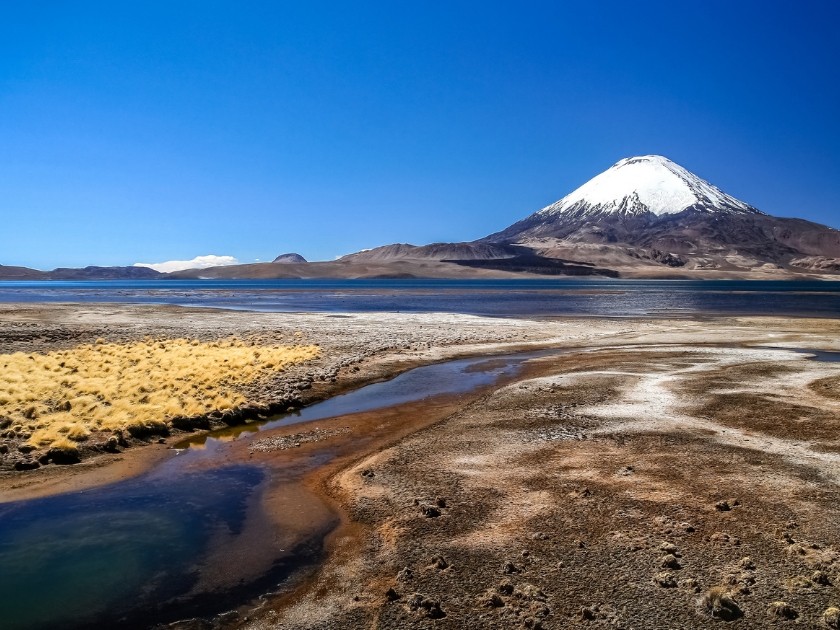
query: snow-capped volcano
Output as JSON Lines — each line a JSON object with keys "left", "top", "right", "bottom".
{"left": 481, "top": 155, "right": 840, "bottom": 274}
{"left": 484, "top": 154, "right": 769, "bottom": 244}
{"left": 537, "top": 155, "right": 759, "bottom": 218}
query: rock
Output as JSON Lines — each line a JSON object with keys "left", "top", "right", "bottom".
{"left": 578, "top": 605, "right": 608, "bottom": 621}
{"left": 407, "top": 593, "right": 424, "bottom": 610}
{"left": 516, "top": 584, "right": 547, "bottom": 601}
{"left": 14, "top": 459, "right": 40, "bottom": 471}
{"left": 424, "top": 601, "right": 446, "bottom": 619}
{"left": 17, "top": 444, "right": 35, "bottom": 454}
{"left": 420, "top": 504, "right": 441, "bottom": 518}
{"left": 768, "top": 601, "right": 798, "bottom": 619}
{"left": 659, "top": 541, "right": 679, "bottom": 554}
{"left": 653, "top": 571, "right": 678, "bottom": 588}
{"left": 396, "top": 567, "right": 413, "bottom": 582}
{"left": 481, "top": 592, "right": 504, "bottom": 608}
{"left": 660, "top": 554, "right": 681, "bottom": 569}
{"left": 679, "top": 577, "right": 700, "bottom": 592}
{"left": 812, "top": 570, "right": 831, "bottom": 585}
{"left": 715, "top": 498, "right": 740, "bottom": 511}
{"left": 503, "top": 562, "right": 520, "bottom": 575}
{"left": 361, "top": 469, "right": 375, "bottom": 479}
{"left": 385, "top": 587, "right": 400, "bottom": 602}
{"left": 407, "top": 593, "right": 445, "bottom": 618}
{"left": 47, "top": 446, "right": 80, "bottom": 465}
{"left": 435, "top": 496, "right": 447, "bottom": 508}
{"left": 430, "top": 555, "right": 449, "bottom": 570}
{"left": 498, "top": 580, "right": 514, "bottom": 596}
{"left": 0, "top": 444, "right": 8, "bottom": 455}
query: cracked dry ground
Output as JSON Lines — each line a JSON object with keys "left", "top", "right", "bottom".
{"left": 258, "top": 334, "right": 840, "bottom": 629}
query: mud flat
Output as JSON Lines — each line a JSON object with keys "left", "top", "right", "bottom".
{"left": 242, "top": 317, "right": 840, "bottom": 630}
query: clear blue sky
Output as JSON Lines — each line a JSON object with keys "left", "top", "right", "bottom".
{"left": 2, "top": 1, "right": 839, "bottom": 269}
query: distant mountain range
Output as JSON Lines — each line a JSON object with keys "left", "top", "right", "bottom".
{"left": 4, "top": 156, "right": 839, "bottom": 279}
{"left": 0, "top": 265, "right": 163, "bottom": 280}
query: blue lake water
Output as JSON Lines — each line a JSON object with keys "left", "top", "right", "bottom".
{"left": 0, "top": 465, "right": 267, "bottom": 630}
{"left": 0, "top": 278, "right": 839, "bottom": 317}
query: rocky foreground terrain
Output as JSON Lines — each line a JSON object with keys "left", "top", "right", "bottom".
{"left": 239, "top": 317, "right": 840, "bottom": 630}
{"left": 3, "top": 306, "right": 840, "bottom": 629}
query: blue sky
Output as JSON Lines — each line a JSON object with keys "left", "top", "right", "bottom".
{"left": 2, "top": 1, "right": 839, "bottom": 269}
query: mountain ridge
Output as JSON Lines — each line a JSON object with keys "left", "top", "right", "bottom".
{"left": 3, "top": 155, "right": 838, "bottom": 280}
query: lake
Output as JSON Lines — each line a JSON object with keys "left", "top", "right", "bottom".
{"left": 1, "top": 278, "right": 839, "bottom": 317}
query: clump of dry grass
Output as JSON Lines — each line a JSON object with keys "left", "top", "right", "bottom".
{"left": 0, "top": 337, "right": 319, "bottom": 451}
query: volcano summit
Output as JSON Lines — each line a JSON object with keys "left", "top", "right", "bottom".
{"left": 473, "top": 155, "right": 840, "bottom": 276}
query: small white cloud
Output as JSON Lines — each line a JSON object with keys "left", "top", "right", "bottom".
{"left": 133, "top": 254, "right": 240, "bottom": 273}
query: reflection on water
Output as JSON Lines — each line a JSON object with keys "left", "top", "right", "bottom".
{"left": 757, "top": 347, "right": 840, "bottom": 363}
{"left": 0, "top": 466, "right": 265, "bottom": 630}
{"left": 180, "top": 350, "right": 541, "bottom": 448}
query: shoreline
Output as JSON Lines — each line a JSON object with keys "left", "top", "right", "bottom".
{"left": 0, "top": 302, "right": 571, "bottom": 494}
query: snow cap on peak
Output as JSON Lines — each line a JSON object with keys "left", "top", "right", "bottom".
{"left": 538, "top": 155, "right": 759, "bottom": 218}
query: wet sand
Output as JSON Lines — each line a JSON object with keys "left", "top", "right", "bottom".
{"left": 3, "top": 306, "right": 840, "bottom": 628}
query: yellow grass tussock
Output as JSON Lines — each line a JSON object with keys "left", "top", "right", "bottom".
{"left": 0, "top": 338, "right": 319, "bottom": 451}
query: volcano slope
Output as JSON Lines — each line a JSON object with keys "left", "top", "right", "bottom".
{"left": 249, "top": 317, "right": 840, "bottom": 630}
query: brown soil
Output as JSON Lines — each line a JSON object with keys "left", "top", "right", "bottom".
{"left": 239, "top": 320, "right": 840, "bottom": 630}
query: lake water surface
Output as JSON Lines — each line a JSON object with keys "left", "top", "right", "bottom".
{"left": 1, "top": 278, "right": 839, "bottom": 317}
